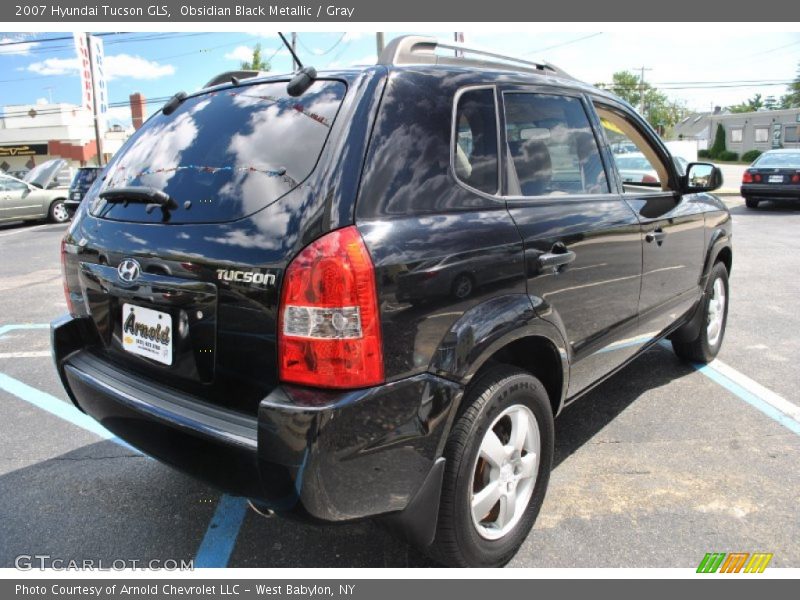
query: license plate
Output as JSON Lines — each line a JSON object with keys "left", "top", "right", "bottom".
{"left": 71, "top": 192, "right": 81, "bottom": 200}
{"left": 769, "top": 175, "right": 784, "bottom": 183}
{"left": 121, "top": 303, "right": 173, "bottom": 365}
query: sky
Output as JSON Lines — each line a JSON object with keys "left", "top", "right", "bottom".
{"left": 0, "top": 30, "right": 798, "bottom": 128}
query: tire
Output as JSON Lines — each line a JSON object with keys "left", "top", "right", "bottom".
{"left": 451, "top": 274, "right": 474, "bottom": 300}
{"left": 428, "top": 365, "right": 554, "bottom": 567}
{"left": 744, "top": 197, "right": 759, "bottom": 209}
{"left": 48, "top": 199, "right": 70, "bottom": 223}
{"left": 672, "top": 261, "right": 729, "bottom": 363}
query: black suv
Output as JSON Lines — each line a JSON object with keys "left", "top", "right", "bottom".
{"left": 65, "top": 166, "right": 103, "bottom": 215}
{"left": 52, "top": 37, "right": 731, "bottom": 567}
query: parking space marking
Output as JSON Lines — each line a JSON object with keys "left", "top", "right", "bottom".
{"left": 692, "top": 361, "right": 800, "bottom": 436}
{"left": 194, "top": 495, "right": 249, "bottom": 568}
{"left": 0, "top": 351, "right": 51, "bottom": 358}
{"left": 0, "top": 323, "right": 49, "bottom": 339}
{"left": 0, "top": 368, "right": 247, "bottom": 567}
{"left": 0, "top": 371, "right": 123, "bottom": 443}
{"left": 0, "top": 223, "right": 63, "bottom": 238}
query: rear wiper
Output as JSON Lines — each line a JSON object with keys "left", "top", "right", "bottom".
{"left": 99, "top": 186, "right": 178, "bottom": 220}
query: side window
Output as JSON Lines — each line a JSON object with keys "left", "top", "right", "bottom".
{"left": 453, "top": 88, "right": 499, "bottom": 194}
{"left": 594, "top": 103, "right": 673, "bottom": 192}
{"left": 3, "top": 179, "right": 28, "bottom": 192}
{"left": 504, "top": 93, "right": 608, "bottom": 197}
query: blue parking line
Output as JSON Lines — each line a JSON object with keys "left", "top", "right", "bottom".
{"left": 0, "top": 371, "right": 125, "bottom": 444}
{"left": 194, "top": 495, "right": 249, "bottom": 568}
{"left": 691, "top": 363, "right": 800, "bottom": 436}
{"left": 0, "top": 323, "right": 49, "bottom": 339}
{"left": 0, "top": 370, "right": 248, "bottom": 566}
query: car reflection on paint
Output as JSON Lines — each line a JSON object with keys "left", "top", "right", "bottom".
{"left": 396, "top": 244, "right": 522, "bottom": 303}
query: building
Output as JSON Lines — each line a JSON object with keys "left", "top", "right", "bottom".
{"left": 673, "top": 107, "right": 800, "bottom": 155}
{"left": 0, "top": 94, "right": 147, "bottom": 175}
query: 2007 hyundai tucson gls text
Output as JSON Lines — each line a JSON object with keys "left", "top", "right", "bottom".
{"left": 52, "top": 36, "right": 732, "bottom": 567}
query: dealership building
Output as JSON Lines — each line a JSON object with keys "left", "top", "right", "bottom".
{"left": 673, "top": 107, "right": 800, "bottom": 155}
{"left": 0, "top": 93, "right": 146, "bottom": 175}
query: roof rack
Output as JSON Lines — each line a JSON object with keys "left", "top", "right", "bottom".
{"left": 377, "top": 36, "right": 574, "bottom": 79}
{"left": 203, "top": 70, "right": 270, "bottom": 88}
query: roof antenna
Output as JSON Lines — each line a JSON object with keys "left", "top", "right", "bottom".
{"left": 278, "top": 32, "right": 317, "bottom": 97}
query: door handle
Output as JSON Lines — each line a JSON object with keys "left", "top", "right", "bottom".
{"left": 645, "top": 228, "right": 666, "bottom": 245}
{"left": 538, "top": 248, "right": 576, "bottom": 269}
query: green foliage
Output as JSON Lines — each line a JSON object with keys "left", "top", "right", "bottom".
{"left": 240, "top": 43, "right": 271, "bottom": 71}
{"left": 729, "top": 93, "right": 763, "bottom": 113}
{"left": 716, "top": 151, "right": 739, "bottom": 162}
{"left": 709, "top": 124, "right": 727, "bottom": 158}
{"left": 698, "top": 149, "right": 711, "bottom": 159}
{"left": 780, "top": 62, "right": 800, "bottom": 108}
{"left": 595, "top": 70, "right": 689, "bottom": 133}
{"left": 741, "top": 149, "right": 762, "bottom": 163}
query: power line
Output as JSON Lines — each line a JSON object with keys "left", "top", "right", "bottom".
{"left": 524, "top": 32, "right": 603, "bottom": 55}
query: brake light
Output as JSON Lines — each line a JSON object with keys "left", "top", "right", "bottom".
{"left": 60, "top": 238, "right": 75, "bottom": 316}
{"left": 278, "top": 226, "right": 384, "bottom": 389}
{"left": 754, "top": 173, "right": 762, "bottom": 183}
{"left": 742, "top": 171, "right": 753, "bottom": 183}
{"left": 792, "top": 173, "right": 800, "bottom": 184}
{"left": 642, "top": 174, "right": 658, "bottom": 184}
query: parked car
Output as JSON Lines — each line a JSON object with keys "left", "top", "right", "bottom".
{"left": 65, "top": 166, "right": 103, "bottom": 214}
{"left": 0, "top": 159, "right": 72, "bottom": 224}
{"left": 613, "top": 152, "right": 689, "bottom": 184}
{"left": 52, "top": 36, "right": 731, "bottom": 567}
{"left": 740, "top": 149, "right": 800, "bottom": 208}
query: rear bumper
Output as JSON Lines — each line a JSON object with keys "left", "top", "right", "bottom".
{"left": 740, "top": 184, "right": 800, "bottom": 200}
{"left": 51, "top": 315, "right": 461, "bottom": 525}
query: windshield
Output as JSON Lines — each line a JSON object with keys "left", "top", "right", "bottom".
{"left": 71, "top": 168, "right": 100, "bottom": 189}
{"left": 91, "top": 79, "right": 346, "bottom": 224}
{"left": 754, "top": 152, "right": 800, "bottom": 168}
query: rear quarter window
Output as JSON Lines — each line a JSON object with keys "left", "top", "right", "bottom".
{"left": 91, "top": 79, "right": 346, "bottom": 224}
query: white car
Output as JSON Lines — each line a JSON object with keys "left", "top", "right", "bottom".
{"left": 614, "top": 152, "right": 688, "bottom": 184}
{"left": 0, "top": 159, "right": 72, "bottom": 224}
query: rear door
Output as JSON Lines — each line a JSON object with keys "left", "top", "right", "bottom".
{"left": 592, "top": 100, "right": 705, "bottom": 339}
{"left": 501, "top": 87, "right": 643, "bottom": 398}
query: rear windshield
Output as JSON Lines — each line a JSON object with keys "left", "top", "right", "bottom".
{"left": 91, "top": 79, "right": 346, "bottom": 223}
{"left": 71, "top": 168, "right": 100, "bottom": 189}
{"left": 754, "top": 152, "right": 800, "bottom": 168}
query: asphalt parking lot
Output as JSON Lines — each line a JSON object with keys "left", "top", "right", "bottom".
{"left": 1, "top": 197, "right": 798, "bottom": 569}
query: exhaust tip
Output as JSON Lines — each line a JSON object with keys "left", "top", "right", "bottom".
{"left": 247, "top": 500, "right": 276, "bottom": 518}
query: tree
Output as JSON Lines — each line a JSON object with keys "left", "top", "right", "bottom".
{"left": 780, "top": 62, "right": 800, "bottom": 108}
{"left": 729, "top": 93, "right": 763, "bottom": 113}
{"left": 240, "top": 43, "right": 270, "bottom": 71}
{"left": 763, "top": 95, "right": 779, "bottom": 110}
{"left": 710, "top": 123, "right": 727, "bottom": 159}
{"left": 595, "top": 70, "right": 689, "bottom": 133}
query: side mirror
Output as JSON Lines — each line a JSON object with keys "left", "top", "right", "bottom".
{"left": 683, "top": 162, "right": 723, "bottom": 193}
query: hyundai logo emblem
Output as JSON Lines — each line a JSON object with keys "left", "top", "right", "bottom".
{"left": 117, "top": 258, "right": 141, "bottom": 284}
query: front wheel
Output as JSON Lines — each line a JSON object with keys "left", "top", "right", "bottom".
{"left": 428, "top": 365, "right": 554, "bottom": 567}
{"left": 672, "top": 261, "right": 729, "bottom": 363}
{"left": 48, "top": 199, "right": 70, "bottom": 223}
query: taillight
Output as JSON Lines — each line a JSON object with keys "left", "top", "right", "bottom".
{"left": 754, "top": 173, "right": 762, "bottom": 183}
{"left": 60, "top": 238, "right": 75, "bottom": 316}
{"left": 792, "top": 173, "right": 800, "bottom": 184}
{"left": 742, "top": 171, "right": 753, "bottom": 183}
{"left": 278, "top": 226, "right": 384, "bottom": 389}
{"left": 642, "top": 174, "right": 657, "bottom": 184}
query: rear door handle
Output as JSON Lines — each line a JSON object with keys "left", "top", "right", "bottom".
{"left": 538, "top": 249, "right": 576, "bottom": 269}
{"left": 645, "top": 228, "right": 666, "bottom": 245}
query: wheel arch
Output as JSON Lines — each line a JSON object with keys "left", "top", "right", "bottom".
{"left": 429, "top": 294, "right": 569, "bottom": 419}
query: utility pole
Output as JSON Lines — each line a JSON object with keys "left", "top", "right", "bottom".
{"left": 376, "top": 32, "right": 384, "bottom": 55}
{"left": 635, "top": 65, "right": 652, "bottom": 116}
{"left": 86, "top": 33, "right": 104, "bottom": 166}
{"left": 291, "top": 32, "right": 298, "bottom": 71}
{"left": 43, "top": 86, "right": 54, "bottom": 104}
